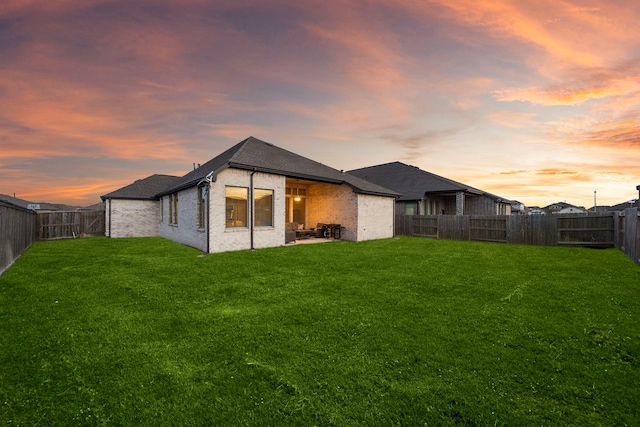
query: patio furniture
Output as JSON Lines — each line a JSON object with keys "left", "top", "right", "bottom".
{"left": 326, "top": 224, "right": 341, "bottom": 239}
{"left": 285, "top": 222, "right": 297, "bottom": 243}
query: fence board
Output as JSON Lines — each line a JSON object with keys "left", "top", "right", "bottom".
{"left": 470, "top": 216, "right": 507, "bottom": 243}
{"left": 412, "top": 216, "right": 438, "bottom": 238}
{"left": 622, "top": 208, "right": 639, "bottom": 263}
{"left": 37, "top": 211, "right": 105, "bottom": 240}
{"left": 1, "top": 201, "right": 37, "bottom": 274}
{"left": 438, "top": 215, "right": 469, "bottom": 241}
{"left": 557, "top": 214, "right": 614, "bottom": 247}
{"left": 398, "top": 211, "right": 640, "bottom": 264}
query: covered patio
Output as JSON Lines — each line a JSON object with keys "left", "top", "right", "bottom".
{"left": 284, "top": 178, "right": 346, "bottom": 242}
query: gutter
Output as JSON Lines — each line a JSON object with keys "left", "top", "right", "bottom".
{"left": 108, "top": 199, "right": 112, "bottom": 238}
{"left": 197, "top": 172, "right": 214, "bottom": 254}
{"left": 250, "top": 168, "right": 256, "bottom": 251}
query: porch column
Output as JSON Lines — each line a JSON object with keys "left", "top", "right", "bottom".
{"left": 455, "top": 191, "right": 465, "bottom": 216}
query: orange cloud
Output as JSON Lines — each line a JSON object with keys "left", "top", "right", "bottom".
{"left": 495, "top": 85, "right": 626, "bottom": 106}
{"left": 549, "top": 117, "right": 640, "bottom": 150}
{"left": 414, "top": 0, "right": 640, "bottom": 67}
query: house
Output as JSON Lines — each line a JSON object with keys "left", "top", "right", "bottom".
{"left": 602, "top": 199, "right": 638, "bottom": 212}
{"left": 0, "top": 194, "right": 80, "bottom": 211}
{"left": 510, "top": 201, "right": 527, "bottom": 215}
{"left": 347, "top": 162, "right": 512, "bottom": 216}
{"left": 101, "top": 137, "right": 398, "bottom": 253}
{"left": 544, "top": 202, "right": 587, "bottom": 215}
{"left": 527, "top": 206, "right": 546, "bottom": 215}
{"left": 558, "top": 205, "right": 588, "bottom": 215}
{"left": 101, "top": 174, "right": 181, "bottom": 238}
{"left": 600, "top": 185, "right": 640, "bottom": 212}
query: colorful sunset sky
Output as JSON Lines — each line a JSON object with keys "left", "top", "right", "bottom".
{"left": 1, "top": 0, "right": 639, "bottom": 208}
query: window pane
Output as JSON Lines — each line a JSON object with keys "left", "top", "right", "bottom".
{"left": 198, "top": 187, "right": 207, "bottom": 228}
{"left": 254, "top": 189, "right": 273, "bottom": 227}
{"left": 292, "top": 197, "right": 305, "bottom": 225}
{"left": 225, "top": 186, "right": 247, "bottom": 227}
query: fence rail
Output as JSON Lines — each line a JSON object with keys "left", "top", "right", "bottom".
{"left": 397, "top": 209, "right": 640, "bottom": 264}
{"left": 37, "top": 211, "right": 105, "bottom": 240}
{"left": 0, "top": 201, "right": 37, "bottom": 274}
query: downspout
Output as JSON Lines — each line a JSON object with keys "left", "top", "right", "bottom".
{"left": 250, "top": 168, "right": 256, "bottom": 251}
{"left": 198, "top": 172, "right": 214, "bottom": 254}
{"left": 206, "top": 186, "right": 210, "bottom": 254}
{"left": 108, "top": 199, "right": 112, "bottom": 237}
{"left": 392, "top": 198, "right": 396, "bottom": 238}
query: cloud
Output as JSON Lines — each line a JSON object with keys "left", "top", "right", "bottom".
{"left": 495, "top": 61, "right": 640, "bottom": 106}
{"left": 548, "top": 116, "right": 640, "bottom": 150}
{"left": 487, "top": 111, "right": 537, "bottom": 128}
{"left": 495, "top": 85, "right": 624, "bottom": 106}
{"left": 421, "top": 0, "right": 640, "bottom": 66}
{"left": 2, "top": 0, "right": 640, "bottom": 207}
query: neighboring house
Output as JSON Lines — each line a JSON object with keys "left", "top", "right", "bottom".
{"left": 101, "top": 174, "right": 181, "bottom": 238}
{"left": 101, "top": 137, "right": 398, "bottom": 253}
{"left": 527, "top": 206, "right": 546, "bottom": 215}
{"left": 605, "top": 186, "right": 640, "bottom": 212}
{"left": 510, "top": 201, "right": 527, "bottom": 215}
{"left": 558, "top": 206, "right": 588, "bottom": 215}
{"left": 347, "top": 162, "right": 512, "bottom": 216}
{"left": 544, "top": 202, "right": 587, "bottom": 215}
{"left": 0, "top": 194, "right": 80, "bottom": 211}
{"left": 603, "top": 199, "right": 638, "bottom": 212}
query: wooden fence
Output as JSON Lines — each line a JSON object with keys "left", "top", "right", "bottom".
{"left": 619, "top": 208, "right": 640, "bottom": 264}
{"left": 0, "top": 201, "right": 37, "bottom": 274}
{"left": 37, "top": 211, "right": 105, "bottom": 240}
{"left": 397, "top": 209, "right": 640, "bottom": 264}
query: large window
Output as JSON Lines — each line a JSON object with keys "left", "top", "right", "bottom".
{"left": 225, "top": 186, "right": 247, "bottom": 228}
{"left": 254, "top": 189, "right": 273, "bottom": 227}
{"left": 169, "top": 193, "right": 178, "bottom": 225}
{"left": 198, "top": 187, "right": 207, "bottom": 228}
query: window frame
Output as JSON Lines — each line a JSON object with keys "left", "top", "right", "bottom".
{"left": 254, "top": 188, "right": 274, "bottom": 227}
{"left": 198, "top": 186, "right": 207, "bottom": 229}
{"left": 225, "top": 186, "right": 248, "bottom": 228}
{"left": 168, "top": 193, "right": 179, "bottom": 225}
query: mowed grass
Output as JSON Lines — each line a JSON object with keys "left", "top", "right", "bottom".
{"left": 1, "top": 236, "right": 639, "bottom": 426}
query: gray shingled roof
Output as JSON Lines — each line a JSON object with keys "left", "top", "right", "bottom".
{"left": 101, "top": 174, "right": 180, "bottom": 201}
{"left": 347, "top": 161, "right": 502, "bottom": 202}
{"left": 160, "top": 136, "right": 398, "bottom": 197}
{"left": 0, "top": 194, "right": 79, "bottom": 210}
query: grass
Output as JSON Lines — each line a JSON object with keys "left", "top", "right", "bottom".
{"left": 1, "top": 236, "right": 639, "bottom": 426}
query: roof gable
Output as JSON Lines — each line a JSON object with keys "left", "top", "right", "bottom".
{"left": 101, "top": 174, "right": 180, "bottom": 201}
{"left": 161, "top": 136, "right": 398, "bottom": 197}
{"left": 347, "top": 162, "right": 486, "bottom": 201}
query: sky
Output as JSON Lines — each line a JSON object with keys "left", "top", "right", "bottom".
{"left": 1, "top": 0, "right": 639, "bottom": 209}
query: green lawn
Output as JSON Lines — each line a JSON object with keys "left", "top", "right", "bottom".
{"left": 1, "top": 236, "right": 639, "bottom": 426}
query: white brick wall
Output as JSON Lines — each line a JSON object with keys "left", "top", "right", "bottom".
{"left": 106, "top": 199, "right": 159, "bottom": 238}
{"left": 207, "top": 169, "right": 286, "bottom": 253}
{"left": 159, "top": 187, "right": 207, "bottom": 251}
{"left": 356, "top": 194, "right": 395, "bottom": 241}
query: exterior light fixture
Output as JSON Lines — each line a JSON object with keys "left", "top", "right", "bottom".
{"left": 294, "top": 179, "right": 301, "bottom": 202}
